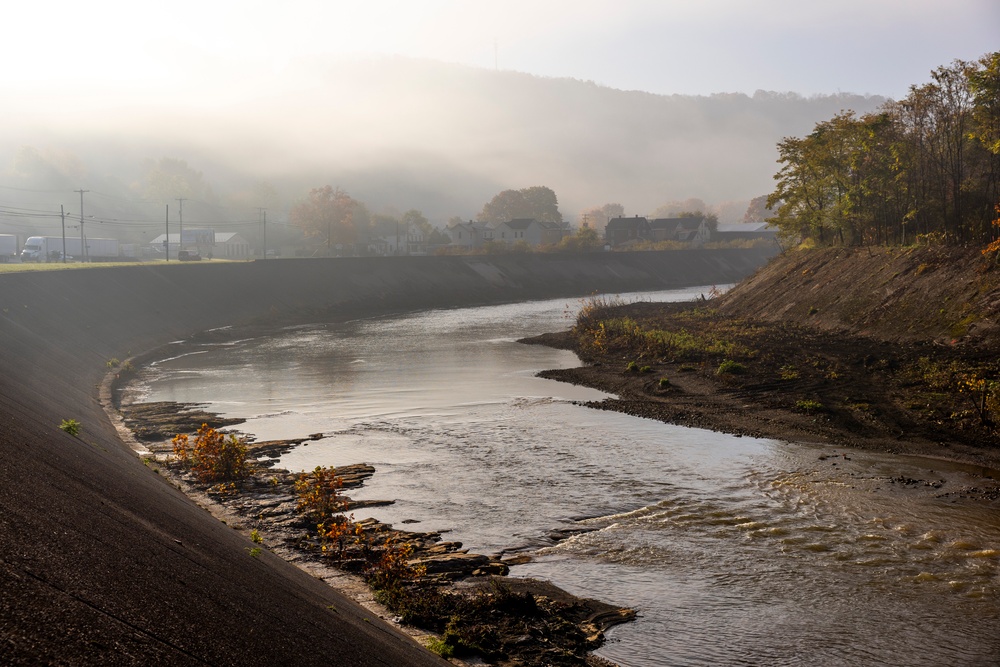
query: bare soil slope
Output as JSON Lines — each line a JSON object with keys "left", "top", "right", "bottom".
{"left": 531, "top": 246, "right": 1000, "bottom": 473}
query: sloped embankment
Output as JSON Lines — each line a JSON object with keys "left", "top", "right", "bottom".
{"left": 716, "top": 245, "right": 1000, "bottom": 345}
{"left": 532, "top": 245, "right": 1000, "bottom": 469}
{"left": 0, "top": 248, "right": 772, "bottom": 665}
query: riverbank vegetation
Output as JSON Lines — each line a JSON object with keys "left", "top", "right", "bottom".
{"left": 530, "top": 244, "right": 1000, "bottom": 473}
{"left": 767, "top": 51, "right": 999, "bottom": 248}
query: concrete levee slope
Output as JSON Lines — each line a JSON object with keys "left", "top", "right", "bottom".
{"left": 0, "top": 248, "right": 773, "bottom": 664}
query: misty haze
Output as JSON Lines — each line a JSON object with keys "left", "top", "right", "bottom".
{"left": 3, "top": 4, "right": 1000, "bottom": 665}
{"left": 1, "top": 58, "right": 885, "bottom": 251}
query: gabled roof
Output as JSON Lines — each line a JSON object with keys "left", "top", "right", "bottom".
{"left": 651, "top": 217, "right": 703, "bottom": 231}
{"left": 215, "top": 232, "right": 245, "bottom": 243}
{"left": 606, "top": 216, "right": 649, "bottom": 229}
{"left": 649, "top": 218, "right": 681, "bottom": 232}
{"left": 500, "top": 218, "right": 536, "bottom": 230}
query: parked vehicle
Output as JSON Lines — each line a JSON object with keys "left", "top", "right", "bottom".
{"left": 0, "top": 235, "right": 18, "bottom": 262}
{"left": 20, "top": 236, "right": 119, "bottom": 262}
{"left": 177, "top": 250, "right": 201, "bottom": 261}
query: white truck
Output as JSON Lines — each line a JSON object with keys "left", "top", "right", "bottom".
{"left": 20, "top": 236, "right": 120, "bottom": 262}
{"left": 0, "top": 235, "right": 18, "bottom": 262}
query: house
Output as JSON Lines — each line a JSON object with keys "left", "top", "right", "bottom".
{"left": 493, "top": 218, "right": 567, "bottom": 247}
{"left": 649, "top": 217, "right": 711, "bottom": 244}
{"left": 605, "top": 216, "right": 650, "bottom": 247}
{"left": 149, "top": 233, "right": 180, "bottom": 257}
{"left": 149, "top": 231, "right": 251, "bottom": 258}
{"left": 447, "top": 220, "right": 491, "bottom": 249}
{"left": 214, "top": 232, "right": 251, "bottom": 258}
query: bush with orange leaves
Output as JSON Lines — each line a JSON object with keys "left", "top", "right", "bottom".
{"left": 295, "top": 465, "right": 347, "bottom": 522}
{"left": 171, "top": 423, "right": 252, "bottom": 483}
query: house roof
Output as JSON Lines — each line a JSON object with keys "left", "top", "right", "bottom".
{"left": 215, "top": 232, "right": 245, "bottom": 243}
{"left": 501, "top": 218, "right": 536, "bottom": 230}
{"left": 716, "top": 222, "right": 774, "bottom": 233}
{"left": 606, "top": 216, "right": 649, "bottom": 229}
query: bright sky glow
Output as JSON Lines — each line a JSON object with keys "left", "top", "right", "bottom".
{"left": 5, "top": 0, "right": 998, "bottom": 101}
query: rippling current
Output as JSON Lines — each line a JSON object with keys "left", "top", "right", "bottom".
{"left": 134, "top": 288, "right": 1000, "bottom": 666}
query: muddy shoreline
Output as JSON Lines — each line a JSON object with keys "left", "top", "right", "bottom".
{"left": 522, "top": 300, "right": 1000, "bottom": 493}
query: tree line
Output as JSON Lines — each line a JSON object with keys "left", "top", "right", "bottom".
{"left": 767, "top": 52, "right": 1000, "bottom": 247}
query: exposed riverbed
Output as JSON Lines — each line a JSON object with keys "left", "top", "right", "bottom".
{"left": 127, "top": 288, "right": 1000, "bottom": 666}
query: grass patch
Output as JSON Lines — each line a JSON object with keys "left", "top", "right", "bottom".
{"left": 716, "top": 360, "right": 747, "bottom": 375}
{"left": 59, "top": 419, "right": 81, "bottom": 436}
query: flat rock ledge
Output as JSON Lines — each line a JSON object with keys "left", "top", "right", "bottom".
{"left": 130, "top": 408, "right": 635, "bottom": 667}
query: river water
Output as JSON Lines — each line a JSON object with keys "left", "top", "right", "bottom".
{"left": 134, "top": 288, "right": 1000, "bottom": 666}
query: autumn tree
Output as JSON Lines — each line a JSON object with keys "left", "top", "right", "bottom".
{"left": 477, "top": 186, "right": 563, "bottom": 224}
{"left": 289, "top": 186, "right": 361, "bottom": 254}
{"left": 743, "top": 195, "right": 772, "bottom": 223}
{"left": 553, "top": 225, "right": 602, "bottom": 252}
{"left": 580, "top": 203, "right": 624, "bottom": 233}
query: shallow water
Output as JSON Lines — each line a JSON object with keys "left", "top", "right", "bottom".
{"left": 135, "top": 288, "right": 1000, "bottom": 666}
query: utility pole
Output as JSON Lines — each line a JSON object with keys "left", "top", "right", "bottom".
{"left": 165, "top": 204, "right": 170, "bottom": 262}
{"left": 257, "top": 207, "right": 267, "bottom": 259}
{"left": 60, "top": 205, "right": 67, "bottom": 263}
{"left": 176, "top": 198, "right": 186, "bottom": 253}
{"left": 75, "top": 189, "right": 89, "bottom": 262}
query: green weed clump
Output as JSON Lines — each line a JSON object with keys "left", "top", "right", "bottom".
{"left": 795, "top": 399, "right": 825, "bottom": 412}
{"left": 172, "top": 423, "right": 252, "bottom": 483}
{"left": 717, "top": 359, "right": 747, "bottom": 375}
{"left": 658, "top": 377, "right": 671, "bottom": 388}
{"left": 59, "top": 419, "right": 81, "bottom": 436}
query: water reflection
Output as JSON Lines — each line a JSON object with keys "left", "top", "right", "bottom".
{"left": 136, "top": 288, "right": 1000, "bottom": 666}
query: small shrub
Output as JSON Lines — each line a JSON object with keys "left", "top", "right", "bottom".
{"left": 246, "top": 547, "right": 262, "bottom": 558}
{"left": 717, "top": 359, "right": 746, "bottom": 375}
{"left": 172, "top": 423, "right": 252, "bottom": 483}
{"left": 363, "top": 537, "right": 423, "bottom": 591}
{"left": 795, "top": 399, "right": 825, "bottom": 413}
{"left": 639, "top": 365, "right": 653, "bottom": 374}
{"left": 295, "top": 466, "right": 346, "bottom": 522}
{"left": 808, "top": 306, "right": 819, "bottom": 315}
{"left": 250, "top": 529, "right": 263, "bottom": 544}
{"left": 625, "top": 360, "right": 639, "bottom": 373}
{"left": 59, "top": 419, "right": 81, "bottom": 437}
{"left": 658, "top": 377, "right": 671, "bottom": 388}
{"left": 319, "top": 516, "right": 365, "bottom": 560}
{"left": 426, "top": 637, "right": 455, "bottom": 659}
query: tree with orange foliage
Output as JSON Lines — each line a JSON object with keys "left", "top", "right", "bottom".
{"left": 289, "top": 185, "right": 360, "bottom": 254}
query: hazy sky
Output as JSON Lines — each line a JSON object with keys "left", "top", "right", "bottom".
{"left": 5, "top": 0, "right": 998, "bottom": 105}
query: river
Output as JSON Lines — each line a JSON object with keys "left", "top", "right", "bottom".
{"left": 133, "top": 288, "right": 1000, "bottom": 666}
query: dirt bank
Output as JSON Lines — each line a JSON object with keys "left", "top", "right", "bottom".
{"left": 0, "top": 249, "right": 772, "bottom": 665}
{"left": 527, "top": 246, "right": 1000, "bottom": 478}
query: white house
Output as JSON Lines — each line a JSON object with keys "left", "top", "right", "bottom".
{"left": 214, "top": 232, "right": 251, "bottom": 258}
{"left": 447, "top": 220, "right": 491, "bottom": 249}
{"left": 493, "top": 218, "right": 566, "bottom": 247}
{"left": 149, "top": 231, "right": 251, "bottom": 258}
